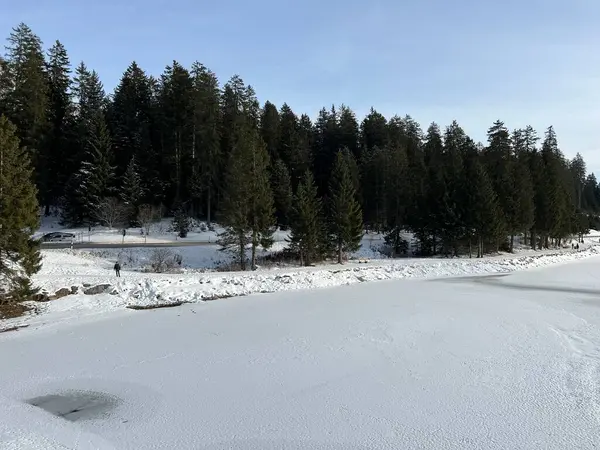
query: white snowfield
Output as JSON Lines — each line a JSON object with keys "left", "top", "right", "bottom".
{"left": 2, "top": 246, "right": 600, "bottom": 448}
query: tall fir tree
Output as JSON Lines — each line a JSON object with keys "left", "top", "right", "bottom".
{"left": 109, "top": 61, "right": 157, "bottom": 201}
{"left": 3, "top": 23, "right": 49, "bottom": 201}
{"left": 219, "top": 124, "right": 275, "bottom": 270}
{"left": 44, "top": 40, "right": 73, "bottom": 212}
{"left": 63, "top": 113, "right": 115, "bottom": 225}
{"left": 328, "top": 150, "right": 363, "bottom": 263}
{"left": 288, "top": 170, "right": 326, "bottom": 266}
{"left": 189, "top": 62, "right": 221, "bottom": 223}
{"left": 120, "top": 156, "right": 144, "bottom": 223}
{"left": 462, "top": 142, "right": 502, "bottom": 257}
{"left": 0, "top": 116, "right": 41, "bottom": 301}
{"left": 260, "top": 100, "right": 280, "bottom": 162}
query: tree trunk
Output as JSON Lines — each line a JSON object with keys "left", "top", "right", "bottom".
{"left": 468, "top": 239, "right": 472, "bottom": 258}
{"left": 206, "top": 185, "right": 211, "bottom": 226}
{"left": 510, "top": 234, "right": 514, "bottom": 253}
{"left": 251, "top": 230, "right": 257, "bottom": 270}
{"left": 238, "top": 232, "right": 245, "bottom": 271}
{"left": 337, "top": 241, "right": 343, "bottom": 264}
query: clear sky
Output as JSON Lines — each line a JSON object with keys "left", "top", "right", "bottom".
{"left": 3, "top": 0, "right": 600, "bottom": 173}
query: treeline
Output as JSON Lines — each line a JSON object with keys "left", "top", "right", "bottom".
{"left": 1, "top": 23, "right": 599, "bottom": 265}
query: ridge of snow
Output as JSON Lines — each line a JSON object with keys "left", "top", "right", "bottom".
{"left": 3, "top": 245, "right": 597, "bottom": 332}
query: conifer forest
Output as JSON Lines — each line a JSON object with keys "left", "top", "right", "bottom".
{"left": 2, "top": 22, "right": 600, "bottom": 278}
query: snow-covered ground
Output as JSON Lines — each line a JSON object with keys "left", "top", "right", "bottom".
{"left": 2, "top": 248, "right": 600, "bottom": 448}
{"left": 35, "top": 215, "right": 291, "bottom": 245}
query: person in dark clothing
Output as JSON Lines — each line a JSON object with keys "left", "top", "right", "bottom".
{"left": 114, "top": 262, "right": 121, "bottom": 277}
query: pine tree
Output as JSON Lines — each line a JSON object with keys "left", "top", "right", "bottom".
{"left": 3, "top": 23, "right": 49, "bottom": 200}
{"left": 329, "top": 150, "right": 363, "bottom": 263}
{"left": 109, "top": 61, "right": 157, "bottom": 199}
{"left": 484, "top": 120, "right": 515, "bottom": 250}
{"left": 271, "top": 158, "right": 293, "bottom": 229}
{"left": 63, "top": 113, "right": 115, "bottom": 225}
{"left": 360, "top": 108, "right": 388, "bottom": 152}
{"left": 219, "top": 125, "right": 274, "bottom": 270}
{"left": 463, "top": 142, "right": 502, "bottom": 257}
{"left": 71, "top": 62, "right": 106, "bottom": 175}
{"left": 384, "top": 143, "right": 409, "bottom": 256}
{"left": 158, "top": 61, "right": 193, "bottom": 205}
{"left": 0, "top": 116, "right": 41, "bottom": 302}
{"left": 120, "top": 156, "right": 144, "bottom": 223}
{"left": 288, "top": 170, "right": 326, "bottom": 265}
{"left": 44, "top": 40, "right": 73, "bottom": 212}
{"left": 172, "top": 205, "right": 190, "bottom": 238}
{"left": 260, "top": 101, "right": 280, "bottom": 162}
{"left": 189, "top": 62, "right": 220, "bottom": 223}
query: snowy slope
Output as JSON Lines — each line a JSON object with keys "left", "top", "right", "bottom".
{"left": 1, "top": 255, "right": 600, "bottom": 449}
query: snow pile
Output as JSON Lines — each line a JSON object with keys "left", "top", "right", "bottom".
{"left": 13, "top": 245, "right": 599, "bottom": 328}
{"left": 120, "top": 245, "right": 600, "bottom": 306}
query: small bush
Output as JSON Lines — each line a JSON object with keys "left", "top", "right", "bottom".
{"left": 149, "top": 249, "right": 183, "bottom": 273}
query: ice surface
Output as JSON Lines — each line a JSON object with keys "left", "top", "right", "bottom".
{"left": 2, "top": 254, "right": 600, "bottom": 448}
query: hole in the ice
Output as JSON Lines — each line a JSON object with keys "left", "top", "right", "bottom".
{"left": 25, "top": 390, "right": 121, "bottom": 422}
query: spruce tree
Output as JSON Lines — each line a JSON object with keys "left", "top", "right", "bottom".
{"left": 0, "top": 116, "right": 41, "bottom": 302}
{"left": 3, "top": 23, "right": 49, "bottom": 200}
{"left": 260, "top": 101, "right": 280, "bottom": 162}
{"left": 328, "top": 150, "right": 363, "bottom": 263}
{"left": 360, "top": 108, "right": 388, "bottom": 152}
{"left": 219, "top": 125, "right": 274, "bottom": 270}
{"left": 463, "top": 143, "right": 502, "bottom": 257}
{"left": 288, "top": 170, "right": 326, "bottom": 265}
{"left": 384, "top": 143, "right": 409, "bottom": 256}
{"left": 189, "top": 62, "right": 221, "bottom": 223}
{"left": 120, "top": 156, "right": 144, "bottom": 223}
{"left": 63, "top": 113, "right": 115, "bottom": 225}
{"left": 45, "top": 40, "right": 73, "bottom": 212}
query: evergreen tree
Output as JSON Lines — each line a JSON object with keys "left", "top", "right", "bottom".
{"left": 484, "top": 120, "right": 515, "bottom": 250}
{"left": 172, "top": 205, "right": 190, "bottom": 238}
{"left": 383, "top": 143, "right": 409, "bottom": 256}
{"left": 3, "top": 23, "right": 49, "bottom": 200}
{"left": 338, "top": 105, "right": 360, "bottom": 160}
{"left": 63, "top": 113, "right": 115, "bottom": 225}
{"left": 328, "top": 150, "right": 363, "bottom": 263}
{"left": 511, "top": 128, "right": 535, "bottom": 248}
{"left": 0, "top": 116, "right": 41, "bottom": 301}
{"left": 360, "top": 108, "right": 388, "bottom": 152}
{"left": 260, "top": 101, "right": 280, "bottom": 162}
{"left": 71, "top": 62, "right": 106, "bottom": 176}
{"left": 120, "top": 156, "right": 144, "bottom": 223}
{"left": 44, "top": 40, "right": 73, "bottom": 212}
{"left": 462, "top": 142, "right": 502, "bottom": 257}
{"left": 219, "top": 125, "right": 274, "bottom": 270}
{"left": 271, "top": 158, "right": 293, "bottom": 229}
{"left": 189, "top": 62, "right": 220, "bottom": 223}
{"left": 288, "top": 170, "right": 326, "bottom": 265}
{"left": 158, "top": 61, "right": 193, "bottom": 205}
{"left": 109, "top": 61, "right": 157, "bottom": 200}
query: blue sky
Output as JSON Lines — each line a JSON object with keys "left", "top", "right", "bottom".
{"left": 3, "top": 0, "right": 600, "bottom": 173}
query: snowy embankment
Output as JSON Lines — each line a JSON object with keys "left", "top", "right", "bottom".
{"left": 5, "top": 244, "right": 598, "bottom": 330}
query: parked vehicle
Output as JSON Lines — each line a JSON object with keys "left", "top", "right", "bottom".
{"left": 41, "top": 232, "right": 75, "bottom": 242}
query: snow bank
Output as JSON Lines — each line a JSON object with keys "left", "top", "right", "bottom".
{"left": 8, "top": 245, "right": 598, "bottom": 331}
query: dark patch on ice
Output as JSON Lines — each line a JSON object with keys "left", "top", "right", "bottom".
{"left": 436, "top": 273, "right": 600, "bottom": 296}
{"left": 26, "top": 390, "right": 121, "bottom": 422}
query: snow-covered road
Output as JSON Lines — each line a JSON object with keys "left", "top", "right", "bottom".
{"left": 2, "top": 255, "right": 600, "bottom": 449}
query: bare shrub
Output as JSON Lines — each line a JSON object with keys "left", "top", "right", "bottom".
{"left": 138, "top": 205, "right": 161, "bottom": 240}
{"left": 93, "top": 197, "right": 129, "bottom": 229}
{"left": 148, "top": 249, "right": 183, "bottom": 273}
